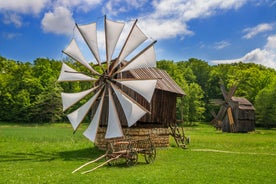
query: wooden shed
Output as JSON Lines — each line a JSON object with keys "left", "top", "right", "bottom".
{"left": 94, "top": 67, "right": 185, "bottom": 149}
{"left": 221, "top": 96, "right": 255, "bottom": 132}
{"left": 126, "top": 68, "right": 185, "bottom": 127}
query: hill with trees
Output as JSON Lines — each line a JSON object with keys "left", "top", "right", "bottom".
{"left": 0, "top": 56, "right": 275, "bottom": 127}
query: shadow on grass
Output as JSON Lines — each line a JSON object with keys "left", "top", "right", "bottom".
{"left": 0, "top": 147, "right": 105, "bottom": 163}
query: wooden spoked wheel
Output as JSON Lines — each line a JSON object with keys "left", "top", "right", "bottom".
{"left": 126, "top": 149, "right": 138, "bottom": 166}
{"left": 145, "top": 146, "right": 156, "bottom": 164}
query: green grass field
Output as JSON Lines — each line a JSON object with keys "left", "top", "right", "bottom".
{"left": 0, "top": 122, "right": 275, "bottom": 184}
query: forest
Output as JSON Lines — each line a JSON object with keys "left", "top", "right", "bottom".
{"left": 0, "top": 56, "right": 275, "bottom": 127}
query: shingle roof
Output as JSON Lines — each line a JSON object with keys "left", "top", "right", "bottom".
{"left": 129, "top": 67, "right": 185, "bottom": 96}
{"left": 231, "top": 97, "right": 255, "bottom": 110}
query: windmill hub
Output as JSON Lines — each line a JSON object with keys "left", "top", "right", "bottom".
{"left": 99, "top": 73, "right": 112, "bottom": 84}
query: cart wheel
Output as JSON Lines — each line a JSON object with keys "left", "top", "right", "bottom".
{"left": 126, "top": 150, "right": 138, "bottom": 166}
{"left": 105, "top": 153, "right": 115, "bottom": 166}
{"left": 145, "top": 146, "right": 156, "bottom": 164}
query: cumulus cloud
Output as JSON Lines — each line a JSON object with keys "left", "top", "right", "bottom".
{"left": 100, "top": 0, "right": 247, "bottom": 40}
{"left": 140, "top": 0, "right": 246, "bottom": 40}
{"left": 151, "top": 0, "right": 246, "bottom": 21}
{"left": 102, "top": 0, "right": 147, "bottom": 16}
{"left": 242, "top": 23, "right": 274, "bottom": 39}
{"left": 211, "top": 34, "right": 276, "bottom": 69}
{"left": 55, "top": 0, "right": 102, "bottom": 12}
{"left": 0, "top": 0, "right": 48, "bottom": 14}
{"left": 41, "top": 6, "right": 75, "bottom": 36}
{"left": 3, "top": 13, "right": 22, "bottom": 27}
{"left": 138, "top": 18, "right": 193, "bottom": 40}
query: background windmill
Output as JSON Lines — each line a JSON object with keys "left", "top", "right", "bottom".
{"left": 58, "top": 16, "right": 185, "bottom": 149}
{"left": 210, "top": 82, "right": 255, "bottom": 133}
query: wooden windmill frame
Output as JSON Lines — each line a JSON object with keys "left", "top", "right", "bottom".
{"left": 211, "top": 82, "right": 255, "bottom": 133}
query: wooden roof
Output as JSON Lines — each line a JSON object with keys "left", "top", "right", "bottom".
{"left": 129, "top": 68, "right": 185, "bottom": 96}
{"left": 231, "top": 97, "right": 255, "bottom": 110}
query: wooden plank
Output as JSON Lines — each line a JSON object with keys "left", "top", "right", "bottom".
{"left": 72, "top": 154, "right": 107, "bottom": 173}
{"left": 81, "top": 154, "right": 122, "bottom": 174}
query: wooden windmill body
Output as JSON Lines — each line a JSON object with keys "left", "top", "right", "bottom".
{"left": 94, "top": 67, "right": 185, "bottom": 149}
{"left": 211, "top": 84, "right": 255, "bottom": 133}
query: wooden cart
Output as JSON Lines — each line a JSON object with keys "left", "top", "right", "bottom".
{"left": 105, "top": 136, "right": 156, "bottom": 166}
{"left": 73, "top": 136, "right": 156, "bottom": 174}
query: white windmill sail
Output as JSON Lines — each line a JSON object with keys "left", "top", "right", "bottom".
{"left": 62, "top": 39, "right": 99, "bottom": 75}
{"left": 76, "top": 23, "right": 101, "bottom": 65}
{"left": 116, "top": 79, "right": 157, "bottom": 102}
{"left": 105, "top": 18, "right": 125, "bottom": 64}
{"left": 110, "top": 22, "right": 147, "bottom": 73}
{"left": 61, "top": 86, "right": 99, "bottom": 111}
{"left": 83, "top": 91, "right": 105, "bottom": 142}
{"left": 59, "top": 17, "right": 161, "bottom": 141}
{"left": 119, "top": 44, "right": 156, "bottom": 73}
{"left": 111, "top": 83, "right": 147, "bottom": 127}
{"left": 67, "top": 89, "right": 102, "bottom": 131}
{"left": 105, "top": 87, "right": 123, "bottom": 139}
{"left": 58, "top": 63, "right": 96, "bottom": 82}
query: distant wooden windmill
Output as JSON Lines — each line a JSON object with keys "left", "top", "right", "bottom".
{"left": 210, "top": 83, "right": 255, "bottom": 133}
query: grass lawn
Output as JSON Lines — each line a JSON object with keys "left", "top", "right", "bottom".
{"left": 0, "top": 122, "right": 275, "bottom": 184}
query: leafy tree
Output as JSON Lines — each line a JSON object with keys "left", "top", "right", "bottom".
{"left": 157, "top": 60, "right": 205, "bottom": 123}
{"left": 255, "top": 77, "right": 276, "bottom": 128}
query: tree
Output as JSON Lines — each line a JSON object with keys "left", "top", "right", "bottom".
{"left": 255, "top": 77, "right": 276, "bottom": 128}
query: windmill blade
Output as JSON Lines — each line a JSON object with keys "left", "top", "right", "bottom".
{"left": 210, "top": 98, "right": 225, "bottom": 106}
{"left": 115, "top": 79, "right": 157, "bottom": 102}
{"left": 58, "top": 63, "right": 96, "bottom": 82}
{"left": 83, "top": 90, "right": 105, "bottom": 142}
{"left": 67, "top": 88, "right": 103, "bottom": 131}
{"left": 105, "top": 17, "right": 125, "bottom": 67}
{"left": 105, "top": 87, "right": 124, "bottom": 139}
{"left": 210, "top": 111, "right": 217, "bottom": 118}
{"left": 216, "top": 105, "right": 227, "bottom": 121}
{"left": 227, "top": 107, "right": 235, "bottom": 125}
{"left": 110, "top": 20, "right": 148, "bottom": 74}
{"left": 61, "top": 86, "right": 100, "bottom": 111}
{"left": 227, "top": 107, "right": 236, "bottom": 132}
{"left": 226, "top": 85, "right": 237, "bottom": 101}
{"left": 62, "top": 39, "right": 100, "bottom": 75}
{"left": 110, "top": 83, "right": 147, "bottom": 127}
{"left": 220, "top": 84, "right": 228, "bottom": 101}
{"left": 116, "top": 41, "right": 157, "bottom": 74}
{"left": 76, "top": 23, "right": 102, "bottom": 66}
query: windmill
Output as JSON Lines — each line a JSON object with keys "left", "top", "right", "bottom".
{"left": 210, "top": 83, "right": 237, "bottom": 133}
{"left": 58, "top": 16, "right": 158, "bottom": 142}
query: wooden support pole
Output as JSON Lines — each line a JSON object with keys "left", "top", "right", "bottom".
{"left": 72, "top": 154, "right": 107, "bottom": 173}
{"left": 81, "top": 154, "right": 122, "bottom": 174}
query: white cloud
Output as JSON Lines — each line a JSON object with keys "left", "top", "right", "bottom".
{"left": 137, "top": 0, "right": 247, "bottom": 40}
{"left": 41, "top": 6, "right": 75, "bottom": 36}
{"left": 55, "top": 0, "right": 102, "bottom": 12}
{"left": 242, "top": 23, "right": 274, "bottom": 39}
{"left": 2, "top": 32, "right": 21, "bottom": 40}
{"left": 138, "top": 18, "right": 193, "bottom": 40}
{"left": 3, "top": 13, "right": 22, "bottom": 27}
{"left": 211, "top": 34, "right": 276, "bottom": 69}
{"left": 265, "top": 34, "right": 276, "bottom": 49}
{"left": 0, "top": 0, "right": 48, "bottom": 14}
{"left": 214, "top": 41, "right": 230, "bottom": 50}
{"left": 102, "top": 0, "right": 147, "bottom": 16}
{"left": 151, "top": 0, "right": 246, "bottom": 21}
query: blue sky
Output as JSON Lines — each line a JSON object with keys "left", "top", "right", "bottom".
{"left": 1, "top": 0, "right": 276, "bottom": 69}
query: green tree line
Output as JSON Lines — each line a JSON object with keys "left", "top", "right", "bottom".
{"left": 0, "top": 56, "right": 275, "bottom": 127}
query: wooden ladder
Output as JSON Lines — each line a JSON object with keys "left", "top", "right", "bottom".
{"left": 169, "top": 124, "right": 189, "bottom": 148}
